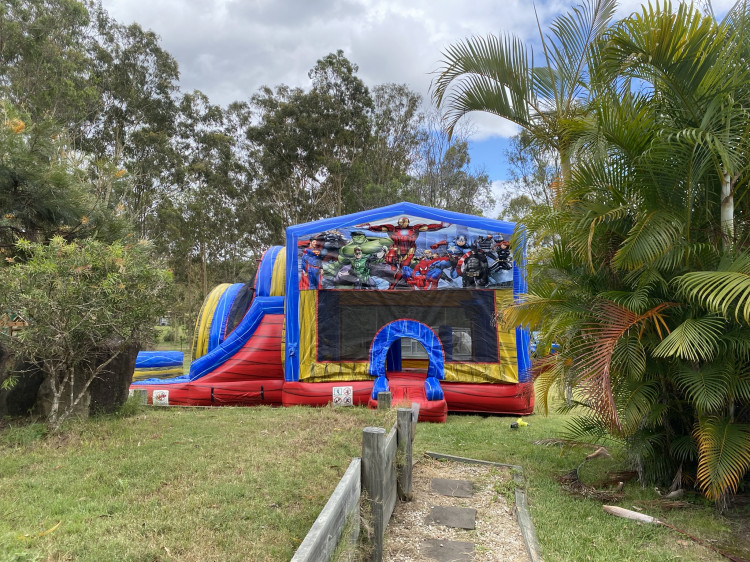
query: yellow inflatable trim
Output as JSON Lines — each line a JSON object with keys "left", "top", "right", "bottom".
{"left": 191, "top": 283, "right": 231, "bottom": 361}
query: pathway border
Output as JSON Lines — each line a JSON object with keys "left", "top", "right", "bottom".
{"left": 424, "top": 451, "right": 543, "bottom": 562}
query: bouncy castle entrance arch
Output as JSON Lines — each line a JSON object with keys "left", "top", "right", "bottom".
{"left": 369, "top": 319, "right": 445, "bottom": 401}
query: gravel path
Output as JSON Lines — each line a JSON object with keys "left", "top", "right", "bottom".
{"left": 383, "top": 457, "right": 531, "bottom": 561}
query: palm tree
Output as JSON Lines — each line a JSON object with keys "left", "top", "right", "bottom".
{"left": 502, "top": 0, "right": 750, "bottom": 502}
{"left": 431, "top": 0, "right": 617, "bottom": 183}
{"left": 599, "top": 0, "right": 750, "bottom": 250}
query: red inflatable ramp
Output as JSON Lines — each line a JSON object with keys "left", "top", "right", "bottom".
{"left": 368, "top": 371, "right": 448, "bottom": 423}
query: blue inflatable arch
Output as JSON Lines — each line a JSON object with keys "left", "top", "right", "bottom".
{"left": 369, "top": 320, "right": 444, "bottom": 380}
{"left": 369, "top": 319, "right": 446, "bottom": 401}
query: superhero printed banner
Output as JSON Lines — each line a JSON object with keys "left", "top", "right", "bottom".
{"left": 297, "top": 214, "right": 514, "bottom": 291}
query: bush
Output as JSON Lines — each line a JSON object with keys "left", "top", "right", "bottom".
{"left": 0, "top": 237, "right": 171, "bottom": 431}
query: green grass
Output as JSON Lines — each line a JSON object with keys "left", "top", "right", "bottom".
{"left": 414, "top": 410, "right": 748, "bottom": 562}
{"left": 1, "top": 400, "right": 747, "bottom": 561}
{"left": 0, "top": 404, "right": 395, "bottom": 562}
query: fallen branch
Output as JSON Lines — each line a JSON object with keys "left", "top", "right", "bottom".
{"left": 603, "top": 506, "right": 749, "bottom": 562}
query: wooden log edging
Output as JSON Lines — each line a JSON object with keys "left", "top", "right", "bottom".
{"left": 361, "top": 404, "right": 418, "bottom": 561}
{"left": 396, "top": 408, "right": 414, "bottom": 500}
{"left": 291, "top": 458, "right": 362, "bottom": 562}
{"left": 424, "top": 451, "right": 543, "bottom": 562}
{"left": 292, "top": 404, "right": 418, "bottom": 562}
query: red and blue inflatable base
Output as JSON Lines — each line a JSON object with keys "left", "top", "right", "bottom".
{"left": 281, "top": 380, "right": 374, "bottom": 408}
{"left": 135, "top": 380, "right": 284, "bottom": 407}
{"left": 366, "top": 371, "right": 448, "bottom": 423}
{"left": 131, "top": 378, "right": 534, "bottom": 419}
{"left": 441, "top": 381, "right": 535, "bottom": 415}
{"left": 366, "top": 396, "right": 448, "bottom": 423}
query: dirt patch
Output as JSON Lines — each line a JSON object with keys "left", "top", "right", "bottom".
{"left": 383, "top": 457, "right": 530, "bottom": 561}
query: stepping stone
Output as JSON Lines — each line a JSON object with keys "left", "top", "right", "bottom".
{"left": 421, "top": 538, "right": 474, "bottom": 561}
{"left": 431, "top": 478, "right": 474, "bottom": 498}
{"left": 426, "top": 506, "right": 477, "bottom": 530}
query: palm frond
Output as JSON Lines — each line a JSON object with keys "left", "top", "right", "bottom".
{"left": 729, "top": 363, "right": 750, "bottom": 402}
{"left": 602, "top": 2, "right": 726, "bottom": 122}
{"left": 673, "top": 362, "right": 731, "bottom": 413}
{"left": 612, "top": 211, "right": 684, "bottom": 271}
{"left": 544, "top": 0, "right": 618, "bottom": 111}
{"left": 611, "top": 334, "right": 647, "bottom": 380}
{"left": 531, "top": 353, "right": 571, "bottom": 415}
{"left": 614, "top": 377, "right": 660, "bottom": 436}
{"left": 695, "top": 416, "right": 750, "bottom": 501}
{"left": 670, "top": 434, "right": 698, "bottom": 463}
{"left": 574, "top": 300, "right": 674, "bottom": 433}
{"left": 599, "top": 287, "right": 658, "bottom": 315}
{"left": 676, "top": 252, "right": 750, "bottom": 323}
{"left": 563, "top": 413, "right": 613, "bottom": 443}
{"left": 431, "top": 34, "right": 535, "bottom": 137}
{"left": 652, "top": 315, "right": 725, "bottom": 362}
{"left": 722, "top": 328, "right": 750, "bottom": 362}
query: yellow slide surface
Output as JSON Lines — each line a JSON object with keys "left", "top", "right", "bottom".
{"left": 191, "top": 283, "right": 231, "bottom": 361}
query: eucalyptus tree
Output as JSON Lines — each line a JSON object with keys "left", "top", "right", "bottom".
{"left": 0, "top": 0, "right": 182, "bottom": 238}
{"left": 431, "top": 0, "right": 617, "bottom": 182}
{"left": 407, "top": 111, "right": 493, "bottom": 215}
{"left": 0, "top": 0, "right": 99, "bottom": 129}
{"left": 247, "top": 52, "right": 373, "bottom": 237}
{"left": 498, "top": 130, "right": 559, "bottom": 223}
{"left": 160, "top": 91, "right": 258, "bottom": 294}
{"left": 350, "top": 83, "right": 425, "bottom": 211}
{"left": 309, "top": 50, "right": 373, "bottom": 216}
{"left": 86, "top": 9, "right": 181, "bottom": 236}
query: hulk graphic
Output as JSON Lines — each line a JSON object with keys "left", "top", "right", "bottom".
{"left": 322, "top": 231, "right": 393, "bottom": 288}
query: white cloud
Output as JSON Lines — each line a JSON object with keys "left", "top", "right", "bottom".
{"left": 102, "top": 0, "right": 742, "bottom": 110}
{"left": 99, "top": 0, "right": 740, "bottom": 181}
{"left": 101, "top": 0, "right": 543, "bottom": 109}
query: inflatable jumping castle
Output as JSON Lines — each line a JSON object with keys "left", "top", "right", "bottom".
{"left": 132, "top": 202, "right": 533, "bottom": 422}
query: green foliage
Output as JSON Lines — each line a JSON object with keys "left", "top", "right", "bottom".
{"left": 0, "top": 237, "right": 171, "bottom": 430}
{"left": 112, "top": 393, "right": 146, "bottom": 419}
{"left": 696, "top": 417, "right": 750, "bottom": 501}
{"left": 0, "top": 101, "right": 129, "bottom": 253}
{"left": 482, "top": 0, "right": 750, "bottom": 503}
{"left": 499, "top": 130, "right": 558, "bottom": 225}
{"left": 0, "top": 422, "right": 47, "bottom": 447}
{"left": 0, "top": 0, "right": 99, "bottom": 127}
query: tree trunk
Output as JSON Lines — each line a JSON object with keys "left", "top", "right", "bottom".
{"left": 560, "top": 153, "right": 571, "bottom": 185}
{"left": 200, "top": 242, "right": 208, "bottom": 296}
{"left": 0, "top": 342, "right": 10, "bottom": 416}
{"left": 721, "top": 169, "right": 734, "bottom": 251}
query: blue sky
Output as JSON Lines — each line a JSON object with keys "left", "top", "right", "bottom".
{"left": 100, "top": 0, "right": 737, "bottom": 207}
{"left": 469, "top": 137, "right": 513, "bottom": 182}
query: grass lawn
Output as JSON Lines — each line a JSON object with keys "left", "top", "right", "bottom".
{"left": 415, "top": 409, "right": 749, "bottom": 562}
{"left": 1, "top": 399, "right": 748, "bottom": 561}
{"left": 0, "top": 405, "right": 395, "bottom": 562}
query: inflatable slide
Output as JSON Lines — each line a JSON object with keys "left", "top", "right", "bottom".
{"left": 131, "top": 202, "right": 534, "bottom": 422}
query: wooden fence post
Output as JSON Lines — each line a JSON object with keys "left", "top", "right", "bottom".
{"left": 377, "top": 391, "right": 391, "bottom": 410}
{"left": 396, "top": 408, "right": 414, "bottom": 501}
{"left": 361, "top": 427, "right": 386, "bottom": 561}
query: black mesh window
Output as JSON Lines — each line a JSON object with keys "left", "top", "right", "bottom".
{"left": 316, "top": 289, "right": 499, "bottom": 362}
